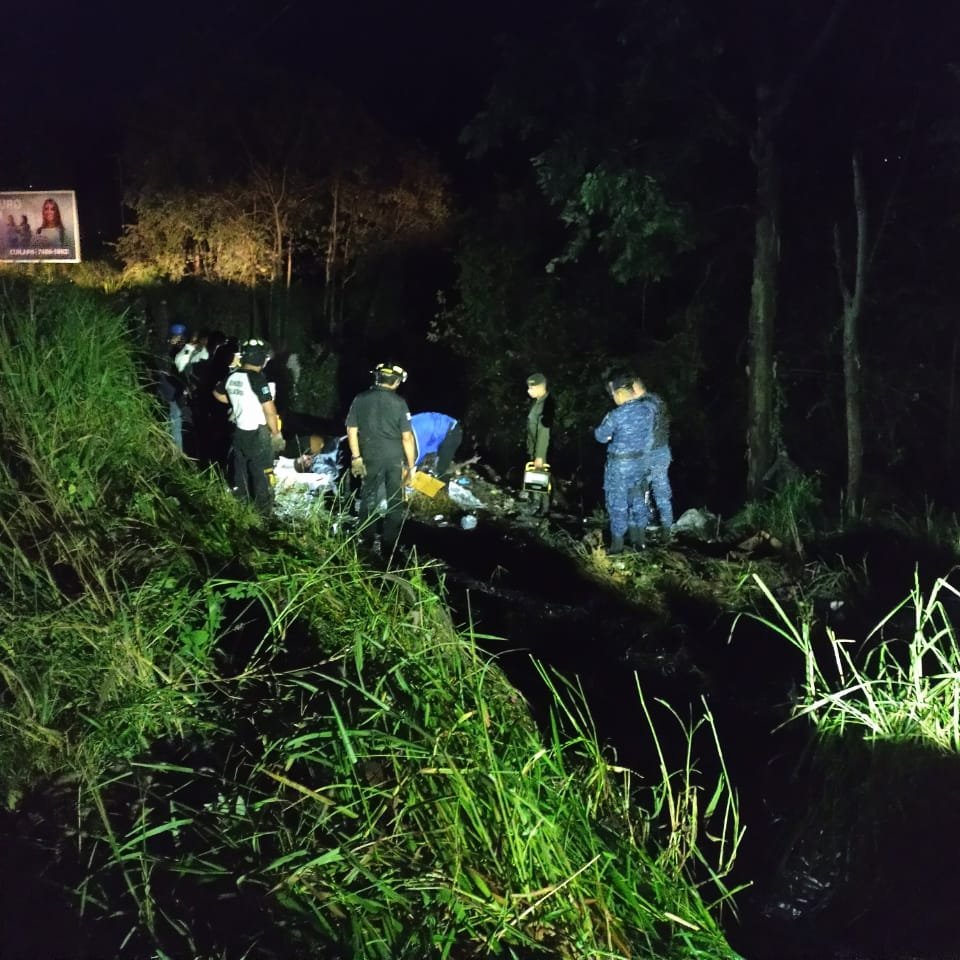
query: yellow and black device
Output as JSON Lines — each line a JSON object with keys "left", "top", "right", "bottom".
{"left": 522, "top": 461, "right": 552, "bottom": 494}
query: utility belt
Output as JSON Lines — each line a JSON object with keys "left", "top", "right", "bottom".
{"left": 608, "top": 450, "right": 647, "bottom": 460}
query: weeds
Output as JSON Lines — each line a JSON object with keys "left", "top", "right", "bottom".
{"left": 0, "top": 282, "right": 745, "bottom": 959}
{"left": 733, "top": 472, "right": 822, "bottom": 555}
{"left": 748, "top": 571, "right": 960, "bottom": 753}
{"left": 80, "top": 557, "right": 745, "bottom": 960}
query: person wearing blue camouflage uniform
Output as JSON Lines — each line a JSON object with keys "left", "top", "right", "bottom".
{"left": 594, "top": 376, "right": 656, "bottom": 554}
{"left": 630, "top": 377, "right": 673, "bottom": 537}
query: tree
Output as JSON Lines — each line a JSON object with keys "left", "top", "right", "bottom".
{"left": 119, "top": 71, "right": 448, "bottom": 342}
{"left": 833, "top": 153, "right": 867, "bottom": 511}
{"left": 741, "top": 0, "right": 850, "bottom": 497}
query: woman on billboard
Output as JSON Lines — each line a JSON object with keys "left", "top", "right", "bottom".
{"left": 34, "top": 198, "right": 66, "bottom": 247}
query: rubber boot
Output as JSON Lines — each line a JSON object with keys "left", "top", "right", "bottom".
{"left": 608, "top": 534, "right": 625, "bottom": 555}
{"left": 627, "top": 526, "right": 646, "bottom": 549}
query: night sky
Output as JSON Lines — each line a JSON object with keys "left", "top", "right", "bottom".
{"left": 4, "top": 0, "right": 529, "bottom": 246}
{"left": 8, "top": 0, "right": 959, "bottom": 250}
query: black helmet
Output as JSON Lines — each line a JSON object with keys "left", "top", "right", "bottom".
{"left": 373, "top": 362, "right": 408, "bottom": 385}
{"left": 606, "top": 373, "right": 633, "bottom": 397}
{"left": 240, "top": 339, "right": 271, "bottom": 367}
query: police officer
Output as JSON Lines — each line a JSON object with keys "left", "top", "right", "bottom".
{"left": 630, "top": 377, "right": 673, "bottom": 537}
{"left": 345, "top": 363, "right": 416, "bottom": 551}
{"left": 594, "top": 375, "right": 656, "bottom": 553}
{"left": 525, "top": 372, "right": 554, "bottom": 516}
{"left": 213, "top": 339, "right": 283, "bottom": 514}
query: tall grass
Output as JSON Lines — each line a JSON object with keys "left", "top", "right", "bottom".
{"left": 733, "top": 472, "right": 822, "bottom": 555}
{"left": 748, "top": 572, "right": 960, "bottom": 752}
{"left": 0, "top": 283, "right": 243, "bottom": 799}
{"left": 0, "top": 282, "right": 745, "bottom": 959}
{"left": 79, "top": 551, "right": 745, "bottom": 959}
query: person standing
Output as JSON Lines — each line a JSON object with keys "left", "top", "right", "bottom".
{"left": 594, "top": 375, "right": 656, "bottom": 554}
{"left": 630, "top": 377, "right": 673, "bottom": 538}
{"left": 157, "top": 322, "right": 189, "bottom": 452}
{"left": 525, "top": 372, "right": 554, "bottom": 516}
{"left": 410, "top": 412, "right": 463, "bottom": 478}
{"left": 345, "top": 363, "right": 416, "bottom": 551}
{"left": 213, "top": 339, "right": 284, "bottom": 514}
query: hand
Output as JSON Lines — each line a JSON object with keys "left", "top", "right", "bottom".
{"left": 351, "top": 457, "right": 367, "bottom": 479}
{"left": 533, "top": 458, "right": 543, "bottom": 469}
{"left": 270, "top": 432, "right": 285, "bottom": 454}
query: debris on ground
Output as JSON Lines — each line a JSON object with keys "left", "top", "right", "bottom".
{"left": 674, "top": 507, "right": 721, "bottom": 540}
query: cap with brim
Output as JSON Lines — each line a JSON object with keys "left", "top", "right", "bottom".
{"left": 526, "top": 372, "right": 547, "bottom": 387}
{"left": 169, "top": 323, "right": 187, "bottom": 336}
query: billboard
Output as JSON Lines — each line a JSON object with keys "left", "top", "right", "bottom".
{"left": 0, "top": 190, "right": 81, "bottom": 263}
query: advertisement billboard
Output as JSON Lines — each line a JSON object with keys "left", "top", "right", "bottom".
{"left": 0, "top": 190, "right": 81, "bottom": 263}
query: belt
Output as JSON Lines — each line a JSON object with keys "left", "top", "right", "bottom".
{"left": 608, "top": 450, "right": 646, "bottom": 460}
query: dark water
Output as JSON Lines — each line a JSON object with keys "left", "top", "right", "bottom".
{"left": 4, "top": 517, "right": 960, "bottom": 960}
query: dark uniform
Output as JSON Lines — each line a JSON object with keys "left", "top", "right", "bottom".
{"left": 594, "top": 397, "right": 655, "bottom": 542}
{"left": 345, "top": 386, "right": 413, "bottom": 547}
{"left": 640, "top": 393, "right": 673, "bottom": 529}
{"left": 218, "top": 369, "right": 275, "bottom": 513}
{"left": 526, "top": 392, "right": 554, "bottom": 514}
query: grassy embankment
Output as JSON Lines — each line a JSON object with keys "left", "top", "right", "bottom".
{"left": 0, "top": 284, "right": 746, "bottom": 959}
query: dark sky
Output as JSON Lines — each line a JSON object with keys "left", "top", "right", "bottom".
{"left": 4, "top": 0, "right": 529, "bottom": 246}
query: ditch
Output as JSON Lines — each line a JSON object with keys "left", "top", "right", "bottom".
{"left": 3, "top": 509, "right": 960, "bottom": 960}
{"left": 408, "top": 514, "right": 960, "bottom": 960}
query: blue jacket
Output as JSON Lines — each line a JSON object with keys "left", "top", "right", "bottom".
{"left": 594, "top": 398, "right": 655, "bottom": 455}
{"left": 411, "top": 412, "right": 458, "bottom": 464}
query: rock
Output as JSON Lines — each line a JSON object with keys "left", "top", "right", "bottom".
{"left": 674, "top": 507, "right": 719, "bottom": 538}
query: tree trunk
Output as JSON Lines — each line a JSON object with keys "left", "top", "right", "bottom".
{"left": 324, "top": 178, "right": 340, "bottom": 337}
{"left": 746, "top": 105, "right": 781, "bottom": 498}
{"left": 743, "top": 2, "right": 849, "bottom": 499}
{"left": 835, "top": 153, "right": 867, "bottom": 513}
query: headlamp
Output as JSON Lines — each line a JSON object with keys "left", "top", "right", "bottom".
{"left": 374, "top": 363, "right": 408, "bottom": 384}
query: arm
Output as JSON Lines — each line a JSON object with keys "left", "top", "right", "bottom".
{"left": 594, "top": 412, "right": 614, "bottom": 444}
{"left": 533, "top": 395, "right": 554, "bottom": 465}
{"left": 213, "top": 388, "right": 229, "bottom": 405}
{"left": 261, "top": 398, "right": 281, "bottom": 438}
{"left": 347, "top": 425, "right": 361, "bottom": 460}
{"left": 402, "top": 430, "right": 417, "bottom": 472}
{"left": 533, "top": 424, "right": 550, "bottom": 465}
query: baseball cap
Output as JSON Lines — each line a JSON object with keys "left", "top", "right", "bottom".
{"left": 526, "top": 372, "right": 547, "bottom": 387}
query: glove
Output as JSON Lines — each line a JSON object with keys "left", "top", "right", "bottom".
{"left": 270, "top": 432, "right": 285, "bottom": 454}
{"left": 351, "top": 456, "right": 367, "bottom": 479}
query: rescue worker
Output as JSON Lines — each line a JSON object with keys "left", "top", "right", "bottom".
{"left": 410, "top": 412, "right": 462, "bottom": 479}
{"left": 594, "top": 375, "right": 656, "bottom": 554}
{"left": 630, "top": 376, "right": 674, "bottom": 537}
{"left": 213, "top": 339, "right": 284, "bottom": 514}
{"left": 160, "top": 322, "right": 189, "bottom": 451}
{"left": 525, "top": 372, "right": 554, "bottom": 516}
{"left": 345, "top": 363, "right": 416, "bottom": 552}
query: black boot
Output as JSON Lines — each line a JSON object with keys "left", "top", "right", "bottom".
{"left": 608, "top": 534, "right": 625, "bottom": 555}
{"left": 627, "top": 526, "right": 646, "bottom": 549}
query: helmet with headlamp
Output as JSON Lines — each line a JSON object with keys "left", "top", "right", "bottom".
{"left": 373, "top": 362, "right": 408, "bottom": 385}
{"left": 240, "top": 339, "right": 271, "bottom": 367}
